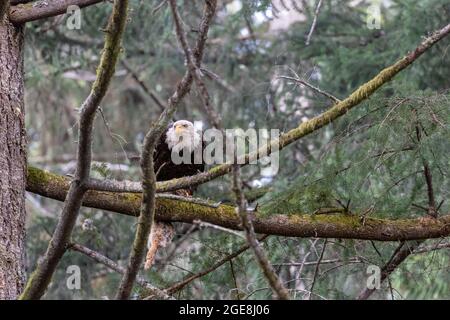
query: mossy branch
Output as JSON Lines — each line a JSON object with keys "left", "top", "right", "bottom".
{"left": 27, "top": 166, "right": 450, "bottom": 241}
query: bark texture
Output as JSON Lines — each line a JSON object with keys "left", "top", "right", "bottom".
{"left": 0, "top": 20, "right": 26, "bottom": 300}
{"left": 26, "top": 167, "right": 450, "bottom": 241}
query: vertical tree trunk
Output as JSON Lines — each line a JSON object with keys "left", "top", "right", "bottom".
{"left": 0, "top": 19, "right": 26, "bottom": 300}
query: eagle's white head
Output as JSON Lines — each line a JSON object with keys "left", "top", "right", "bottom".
{"left": 166, "top": 120, "right": 201, "bottom": 153}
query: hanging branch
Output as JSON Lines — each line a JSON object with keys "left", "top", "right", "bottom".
{"left": 115, "top": 0, "right": 217, "bottom": 300}
{"left": 168, "top": 0, "right": 222, "bottom": 130}
{"left": 121, "top": 60, "right": 167, "bottom": 112}
{"left": 232, "top": 165, "right": 290, "bottom": 300}
{"left": 305, "top": 0, "right": 323, "bottom": 45}
{"left": 69, "top": 243, "right": 173, "bottom": 300}
{"left": 20, "top": 0, "right": 129, "bottom": 300}
{"left": 307, "top": 239, "right": 327, "bottom": 299}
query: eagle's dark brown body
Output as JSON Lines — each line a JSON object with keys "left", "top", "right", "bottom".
{"left": 153, "top": 126, "right": 205, "bottom": 183}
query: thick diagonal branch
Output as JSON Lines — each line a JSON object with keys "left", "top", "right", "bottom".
{"left": 20, "top": 0, "right": 128, "bottom": 300}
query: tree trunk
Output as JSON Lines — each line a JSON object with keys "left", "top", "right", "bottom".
{"left": 0, "top": 19, "right": 26, "bottom": 300}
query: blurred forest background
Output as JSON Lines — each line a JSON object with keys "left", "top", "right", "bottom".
{"left": 24, "top": 0, "right": 449, "bottom": 299}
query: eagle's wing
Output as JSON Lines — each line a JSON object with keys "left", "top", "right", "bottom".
{"left": 153, "top": 126, "right": 171, "bottom": 180}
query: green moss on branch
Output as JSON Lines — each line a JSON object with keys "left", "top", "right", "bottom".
{"left": 26, "top": 166, "right": 450, "bottom": 241}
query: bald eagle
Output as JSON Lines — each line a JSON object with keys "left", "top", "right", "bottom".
{"left": 145, "top": 120, "right": 205, "bottom": 270}
{"left": 154, "top": 120, "right": 205, "bottom": 184}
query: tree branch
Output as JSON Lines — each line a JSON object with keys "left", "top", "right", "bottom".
{"left": 277, "top": 75, "right": 340, "bottom": 103}
{"left": 165, "top": 235, "right": 269, "bottom": 294}
{"left": 232, "top": 164, "right": 290, "bottom": 299}
{"left": 20, "top": 0, "right": 128, "bottom": 300}
{"left": 169, "top": 0, "right": 222, "bottom": 130}
{"left": 10, "top": 0, "right": 104, "bottom": 24}
{"left": 26, "top": 166, "right": 450, "bottom": 241}
{"left": 69, "top": 243, "right": 173, "bottom": 300}
{"left": 305, "top": 0, "right": 323, "bottom": 46}
{"left": 121, "top": 60, "right": 167, "bottom": 112}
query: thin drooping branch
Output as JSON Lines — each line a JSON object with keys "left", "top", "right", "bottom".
{"left": 69, "top": 243, "right": 173, "bottom": 300}
{"left": 413, "top": 241, "right": 450, "bottom": 254}
{"left": 232, "top": 165, "right": 290, "bottom": 300}
{"left": 80, "top": 23, "right": 450, "bottom": 195}
{"left": 115, "top": 0, "right": 217, "bottom": 300}
{"left": 168, "top": 0, "right": 222, "bottom": 130}
{"left": 165, "top": 235, "right": 269, "bottom": 294}
{"left": 26, "top": 166, "right": 450, "bottom": 241}
{"left": 20, "top": 0, "right": 128, "bottom": 300}
{"left": 307, "top": 239, "right": 327, "bottom": 300}
{"left": 10, "top": 0, "right": 104, "bottom": 24}
{"left": 305, "top": 0, "right": 323, "bottom": 45}
{"left": 277, "top": 75, "right": 340, "bottom": 103}
{"left": 121, "top": 60, "right": 167, "bottom": 112}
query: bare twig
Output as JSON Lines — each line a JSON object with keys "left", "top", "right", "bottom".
{"left": 193, "top": 219, "right": 246, "bottom": 239}
{"left": 121, "top": 60, "right": 166, "bottom": 111}
{"left": 169, "top": 0, "right": 222, "bottom": 130}
{"left": 69, "top": 243, "right": 173, "bottom": 300}
{"left": 232, "top": 165, "right": 290, "bottom": 300}
{"left": 20, "top": 0, "right": 129, "bottom": 300}
{"left": 165, "top": 235, "right": 269, "bottom": 294}
{"left": 307, "top": 239, "right": 327, "bottom": 299}
{"left": 277, "top": 75, "right": 340, "bottom": 103}
{"left": 305, "top": 0, "right": 323, "bottom": 45}
{"left": 115, "top": 0, "right": 217, "bottom": 299}
{"left": 201, "top": 66, "right": 237, "bottom": 93}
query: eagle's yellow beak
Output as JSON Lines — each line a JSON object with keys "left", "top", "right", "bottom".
{"left": 175, "top": 124, "right": 184, "bottom": 135}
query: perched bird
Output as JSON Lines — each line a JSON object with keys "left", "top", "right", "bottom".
{"left": 145, "top": 120, "right": 205, "bottom": 270}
